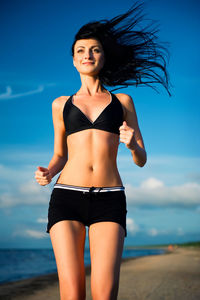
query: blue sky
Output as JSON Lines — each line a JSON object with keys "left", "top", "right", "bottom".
{"left": 0, "top": 0, "right": 200, "bottom": 248}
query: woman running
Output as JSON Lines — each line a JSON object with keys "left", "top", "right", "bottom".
{"left": 35, "top": 3, "right": 170, "bottom": 300}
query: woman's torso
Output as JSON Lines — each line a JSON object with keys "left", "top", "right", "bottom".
{"left": 56, "top": 91, "right": 125, "bottom": 187}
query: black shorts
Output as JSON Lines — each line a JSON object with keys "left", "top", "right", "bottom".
{"left": 47, "top": 184, "right": 127, "bottom": 237}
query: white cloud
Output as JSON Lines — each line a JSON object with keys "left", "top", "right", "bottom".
{"left": 148, "top": 228, "right": 158, "bottom": 236}
{"left": 0, "top": 193, "right": 17, "bottom": 208}
{"left": 0, "top": 163, "right": 48, "bottom": 187}
{"left": 140, "top": 177, "right": 164, "bottom": 189}
{"left": 0, "top": 162, "right": 54, "bottom": 208}
{"left": 147, "top": 228, "right": 170, "bottom": 237}
{"left": 125, "top": 178, "right": 200, "bottom": 208}
{"left": 25, "top": 229, "right": 47, "bottom": 239}
{"left": 37, "top": 218, "right": 48, "bottom": 223}
{"left": 126, "top": 218, "right": 139, "bottom": 235}
{"left": 0, "top": 164, "right": 31, "bottom": 181}
{"left": 0, "top": 180, "right": 51, "bottom": 208}
{"left": 13, "top": 229, "right": 47, "bottom": 239}
{"left": 117, "top": 154, "right": 200, "bottom": 186}
{"left": 177, "top": 227, "right": 184, "bottom": 236}
{"left": 0, "top": 85, "right": 45, "bottom": 100}
{"left": 19, "top": 180, "right": 46, "bottom": 194}
{"left": 127, "top": 221, "right": 186, "bottom": 238}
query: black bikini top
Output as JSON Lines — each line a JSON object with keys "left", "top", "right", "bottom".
{"left": 63, "top": 92, "right": 124, "bottom": 136}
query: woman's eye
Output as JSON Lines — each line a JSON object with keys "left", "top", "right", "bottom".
{"left": 93, "top": 48, "right": 100, "bottom": 53}
{"left": 77, "top": 49, "right": 83, "bottom": 53}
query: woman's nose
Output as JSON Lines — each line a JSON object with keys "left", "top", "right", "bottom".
{"left": 84, "top": 50, "right": 92, "bottom": 59}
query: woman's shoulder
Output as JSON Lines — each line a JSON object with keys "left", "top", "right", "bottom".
{"left": 52, "top": 96, "right": 71, "bottom": 111}
{"left": 114, "top": 93, "right": 135, "bottom": 108}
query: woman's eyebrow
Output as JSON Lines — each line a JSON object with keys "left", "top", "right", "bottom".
{"left": 76, "top": 45, "right": 101, "bottom": 49}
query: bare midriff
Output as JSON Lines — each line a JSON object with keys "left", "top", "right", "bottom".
{"left": 56, "top": 129, "right": 123, "bottom": 187}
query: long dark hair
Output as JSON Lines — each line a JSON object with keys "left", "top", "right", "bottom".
{"left": 71, "top": 2, "right": 171, "bottom": 96}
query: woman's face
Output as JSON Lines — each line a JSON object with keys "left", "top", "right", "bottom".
{"left": 73, "top": 39, "right": 105, "bottom": 76}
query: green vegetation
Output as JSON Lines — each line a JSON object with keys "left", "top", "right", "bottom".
{"left": 177, "top": 241, "right": 200, "bottom": 248}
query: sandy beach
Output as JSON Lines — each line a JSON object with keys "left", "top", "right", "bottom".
{"left": 1, "top": 247, "right": 200, "bottom": 300}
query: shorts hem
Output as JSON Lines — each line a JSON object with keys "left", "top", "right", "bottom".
{"left": 47, "top": 218, "right": 127, "bottom": 237}
{"left": 88, "top": 220, "right": 127, "bottom": 237}
{"left": 46, "top": 218, "right": 85, "bottom": 233}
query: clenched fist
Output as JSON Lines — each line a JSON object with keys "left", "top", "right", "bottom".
{"left": 35, "top": 166, "right": 52, "bottom": 186}
{"left": 119, "top": 121, "right": 137, "bottom": 150}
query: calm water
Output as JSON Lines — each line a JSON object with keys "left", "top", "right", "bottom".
{"left": 0, "top": 248, "right": 165, "bottom": 284}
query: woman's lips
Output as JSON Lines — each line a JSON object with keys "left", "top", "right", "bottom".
{"left": 83, "top": 62, "right": 94, "bottom": 64}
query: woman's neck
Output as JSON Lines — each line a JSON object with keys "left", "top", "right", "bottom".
{"left": 78, "top": 74, "right": 106, "bottom": 96}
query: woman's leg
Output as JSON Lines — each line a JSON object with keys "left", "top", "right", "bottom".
{"left": 89, "top": 221, "right": 125, "bottom": 300}
{"left": 50, "top": 220, "right": 86, "bottom": 300}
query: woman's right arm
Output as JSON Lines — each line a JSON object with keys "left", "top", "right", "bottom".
{"left": 35, "top": 97, "right": 69, "bottom": 186}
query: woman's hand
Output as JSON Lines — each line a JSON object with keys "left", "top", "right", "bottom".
{"left": 119, "top": 121, "right": 137, "bottom": 150}
{"left": 35, "top": 166, "right": 52, "bottom": 186}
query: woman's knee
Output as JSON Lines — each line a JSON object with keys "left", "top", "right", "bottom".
{"left": 91, "top": 278, "right": 119, "bottom": 300}
{"left": 59, "top": 276, "right": 86, "bottom": 300}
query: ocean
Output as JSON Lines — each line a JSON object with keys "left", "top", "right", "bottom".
{"left": 0, "top": 248, "right": 165, "bottom": 284}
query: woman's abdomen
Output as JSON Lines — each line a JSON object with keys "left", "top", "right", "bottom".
{"left": 56, "top": 130, "right": 123, "bottom": 187}
{"left": 57, "top": 160, "right": 122, "bottom": 187}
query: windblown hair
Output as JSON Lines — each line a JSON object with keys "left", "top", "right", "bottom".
{"left": 71, "top": 2, "right": 171, "bottom": 96}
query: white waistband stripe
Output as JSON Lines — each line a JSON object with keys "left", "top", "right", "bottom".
{"left": 54, "top": 184, "right": 125, "bottom": 193}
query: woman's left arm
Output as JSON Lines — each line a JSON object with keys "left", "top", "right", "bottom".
{"left": 119, "top": 94, "right": 147, "bottom": 167}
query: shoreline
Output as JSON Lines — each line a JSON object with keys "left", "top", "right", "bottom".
{"left": 0, "top": 256, "right": 141, "bottom": 299}
{"left": 0, "top": 247, "right": 166, "bottom": 286}
{"left": 0, "top": 253, "right": 163, "bottom": 300}
{"left": 1, "top": 247, "right": 200, "bottom": 300}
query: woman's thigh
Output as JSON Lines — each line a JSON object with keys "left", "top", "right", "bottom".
{"left": 50, "top": 220, "right": 86, "bottom": 298}
{"left": 89, "top": 221, "right": 125, "bottom": 300}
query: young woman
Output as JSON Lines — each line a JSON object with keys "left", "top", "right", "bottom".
{"left": 35, "top": 3, "right": 170, "bottom": 300}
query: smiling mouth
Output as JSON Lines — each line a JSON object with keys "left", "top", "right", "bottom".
{"left": 83, "top": 62, "right": 94, "bottom": 65}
